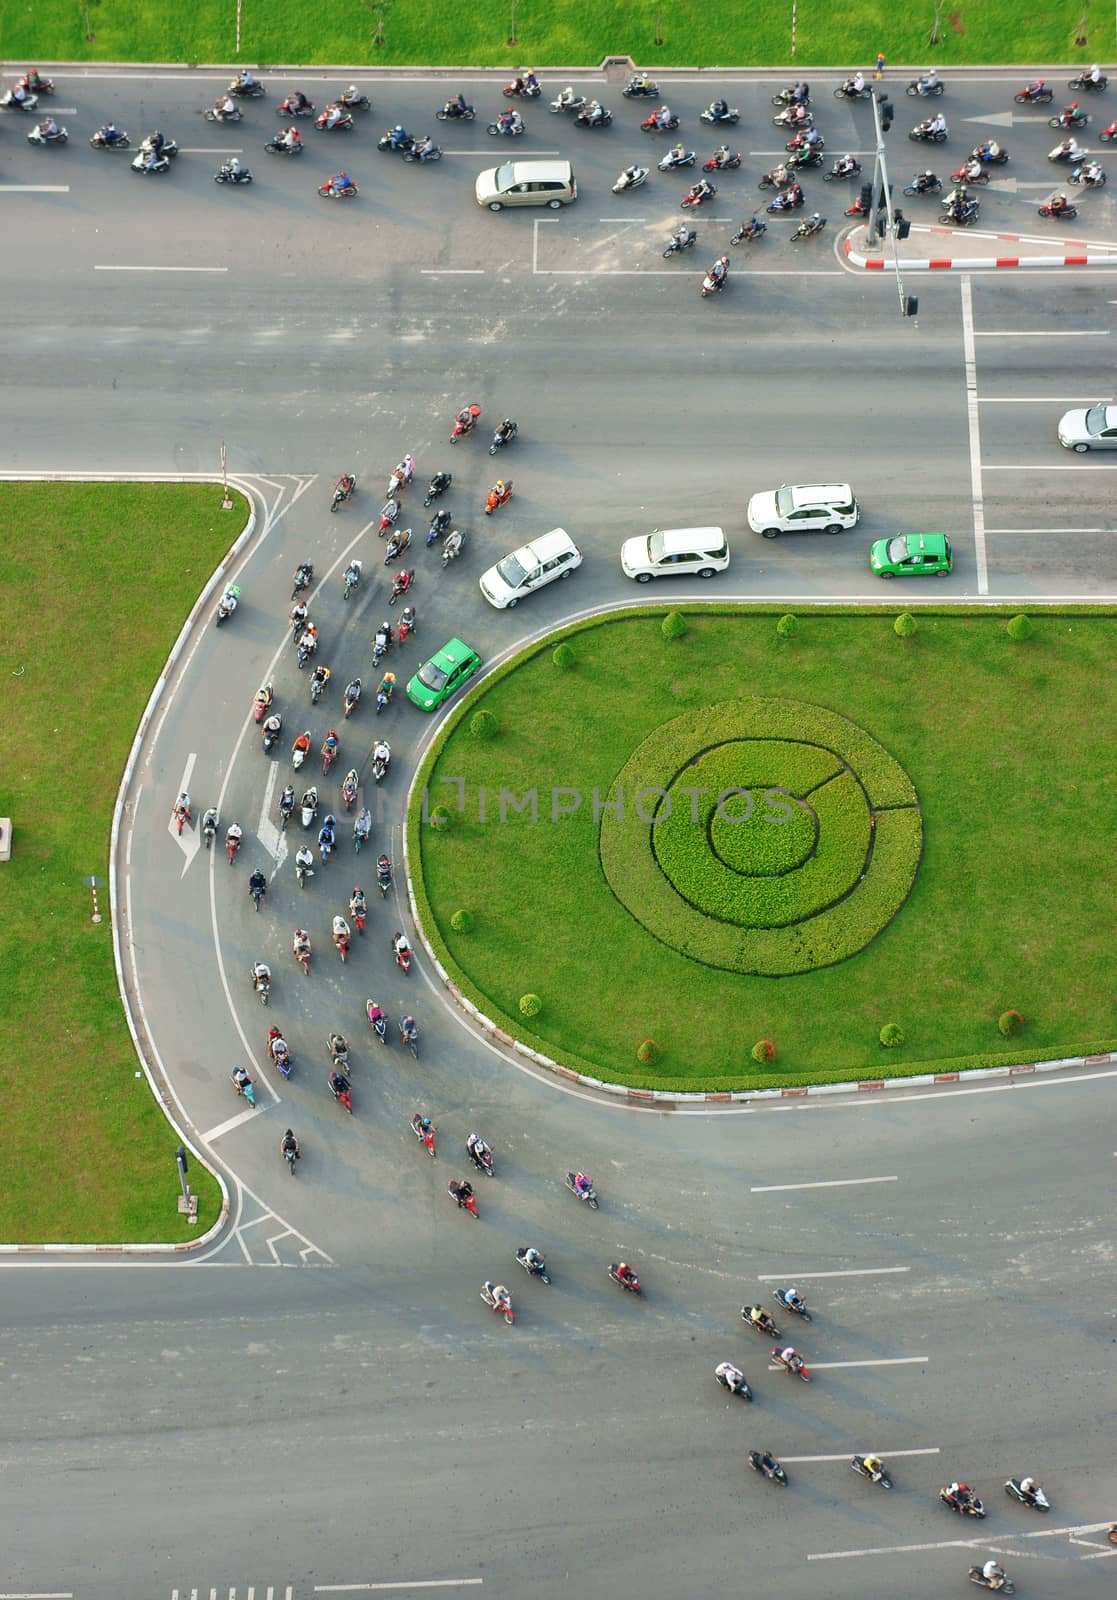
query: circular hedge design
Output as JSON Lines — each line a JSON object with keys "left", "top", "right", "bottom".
{"left": 598, "top": 697, "right": 922, "bottom": 976}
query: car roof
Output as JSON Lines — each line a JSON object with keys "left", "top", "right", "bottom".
{"left": 656, "top": 526, "right": 725, "bottom": 551}
{"left": 899, "top": 532, "right": 949, "bottom": 553}
{"left": 520, "top": 527, "right": 576, "bottom": 561}
{"left": 435, "top": 637, "right": 478, "bottom": 666}
{"left": 506, "top": 159, "right": 573, "bottom": 183}
{"left": 787, "top": 483, "right": 853, "bottom": 506}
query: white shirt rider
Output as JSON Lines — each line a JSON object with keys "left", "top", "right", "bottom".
{"left": 374, "top": 741, "right": 390, "bottom": 766}
{"left": 982, "top": 1559, "right": 1003, "bottom": 1582}
{"left": 715, "top": 1362, "right": 743, "bottom": 1388}
{"left": 852, "top": 71, "right": 865, "bottom": 93}
{"left": 779, "top": 1346, "right": 799, "bottom": 1367}
{"left": 523, "top": 1247, "right": 543, "bottom": 1269}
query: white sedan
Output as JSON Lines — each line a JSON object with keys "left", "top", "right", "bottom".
{"left": 479, "top": 528, "right": 582, "bottom": 608}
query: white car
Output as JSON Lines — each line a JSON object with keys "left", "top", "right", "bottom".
{"left": 479, "top": 528, "right": 582, "bottom": 608}
{"left": 746, "top": 482, "right": 859, "bottom": 538}
{"left": 620, "top": 526, "right": 729, "bottom": 582}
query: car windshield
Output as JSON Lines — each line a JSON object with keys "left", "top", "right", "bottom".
{"left": 417, "top": 659, "right": 449, "bottom": 691}
{"left": 1085, "top": 404, "right": 1111, "bottom": 436}
{"left": 885, "top": 535, "right": 911, "bottom": 562}
{"left": 775, "top": 487, "right": 796, "bottom": 516}
{"left": 646, "top": 532, "right": 665, "bottom": 563}
{"left": 495, "top": 162, "right": 516, "bottom": 192}
{"left": 495, "top": 552, "right": 529, "bottom": 588}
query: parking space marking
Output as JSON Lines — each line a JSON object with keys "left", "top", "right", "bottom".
{"left": 757, "top": 1266, "right": 910, "bottom": 1279}
{"left": 751, "top": 1175, "right": 897, "bottom": 1192}
{"left": 960, "top": 277, "right": 989, "bottom": 595}
{"left": 782, "top": 1447, "right": 940, "bottom": 1463}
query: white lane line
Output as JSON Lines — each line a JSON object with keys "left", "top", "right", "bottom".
{"left": 977, "top": 395, "right": 1108, "bottom": 402}
{"left": 782, "top": 1447, "right": 940, "bottom": 1462}
{"left": 178, "top": 147, "right": 244, "bottom": 154}
{"left": 126, "top": 781, "right": 141, "bottom": 866}
{"left": 984, "top": 526, "right": 1114, "bottom": 532}
{"left": 536, "top": 267, "right": 844, "bottom": 276}
{"left": 985, "top": 461, "right": 1117, "bottom": 468}
{"left": 751, "top": 1175, "right": 897, "bottom": 1192}
{"left": 419, "top": 269, "right": 485, "bottom": 274}
{"left": 959, "top": 277, "right": 989, "bottom": 596}
{"left": 756, "top": 1266, "right": 910, "bottom": 1279}
{"left": 0, "top": 1593, "right": 75, "bottom": 1598}
{"left": 315, "top": 1584, "right": 483, "bottom": 1594}
{"left": 808, "top": 1520, "right": 1116, "bottom": 1561}
{"left": 598, "top": 215, "right": 646, "bottom": 221}
{"left": 974, "top": 329, "right": 1109, "bottom": 336}
{"left": 94, "top": 265, "right": 229, "bottom": 273}
{"left": 768, "top": 1356, "right": 928, "bottom": 1370}
{"left": 441, "top": 146, "right": 560, "bottom": 154}
{"left": 0, "top": 185, "right": 71, "bottom": 194}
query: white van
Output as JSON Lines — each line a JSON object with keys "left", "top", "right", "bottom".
{"left": 620, "top": 526, "right": 729, "bottom": 583}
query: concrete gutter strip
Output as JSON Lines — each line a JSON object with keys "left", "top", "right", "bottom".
{"left": 5, "top": 60, "right": 1109, "bottom": 76}
{"left": 0, "top": 474, "right": 260, "bottom": 1257}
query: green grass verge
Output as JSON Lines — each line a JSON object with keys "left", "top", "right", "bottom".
{"left": 0, "top": 482, "right": 239, "bottom": 1242}
{"left": 408, "top": 607, "right": 1117, "bottom": 1093}
{"left": 4, "top": 0, "right": 1112, "bottom": 70}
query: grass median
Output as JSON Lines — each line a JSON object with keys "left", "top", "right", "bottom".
{"left": 4, "top": 0, "right": 1111, "bottom": 70}
{"left": 409, "top": 607, "right": 1117, "bottom": 1093}
{"left": 0, "top": 482, "right": 241, "bottom": 1242}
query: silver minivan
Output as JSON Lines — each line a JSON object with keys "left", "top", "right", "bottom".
{"left": 475, "top": 159, "right": 577, "bottom": 211}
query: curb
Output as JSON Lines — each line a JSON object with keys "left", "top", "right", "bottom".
{"left": 844, "top": 234, "right": 1113, "bottom": 271}
{"left": 6, "top": 59, "right": 1111, "bottom": 76}
{"left": 0, "top": 474, "right": 259, "bottom": 1256}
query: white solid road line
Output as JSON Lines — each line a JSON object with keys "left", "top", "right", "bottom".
{"left": 974, "top": 329, "right": 1109, "bottom": 336}
{"left": 200, "top": 1105, "right": 259, "bottom": 1142}
{"left": 756, "top": 1266, "right": 910, "bottom": 1279}
{"left": 977, "top": 395, "right": 1107, "bottom": 402}
{"left": 768, "top": 1356, "right": 928, "bottom": 1370}
{"left": 315, "top": 1584, "right": 483, "bottom": 1593}
{"left": 420, "top": 269, "right": 485, "bottom": 274}
{"left": 781, "top": 1447, "right": 940, "bottom": 1462}
{"left": 985, "top": 461, "right": 1117, "bottom": 469}
{"left": 178, "top": 146, "right": 244, "bottom": 154}
{"left": 959, "top": 278, "right": 990, "bottom": 596}
{"left": 0, "top": 185, "right": 71, "bottom": 194}
{"left": 808, "top": 1520, "right": 1117, "bottom": 1561}
{"left": 750, "top": 1175, "right": 897, "bottom": 1192}
{"left": 985, "top": 526, "right": 1115, "bottom": 532}
{"left": 94, "top": 265, "right": 229, "bottom": 273}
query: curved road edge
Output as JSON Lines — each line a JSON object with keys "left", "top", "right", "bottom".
{"left": 0, "top": 474, "right": 259, "bottom": 1256}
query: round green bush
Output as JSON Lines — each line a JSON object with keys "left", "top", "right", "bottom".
{"left": 998, "top": 1008, "right": 1024, "bottom": 1037}
{"left": 776, "top": 613, "right": 799, "bottom": 640}
{"left": 879, "top": 1022, "right": 905, "bottom": 1048}
{"left": 893, "top": 612, "right": 917, "bottom": 639}
{"left": 450, "top": 909, "right": 474, "bottom": 934}
{"left": 429, "top": 803, "right": 455, "bottom": 832}
{"left": 519, "top": 993, "right": 542, "bottom": 1018}
{"left": 751, "top": 1038, "right": 776, "bottom": 1064}
{"left": 661, "top": 611, "right": 688, "bottom": 641}
{"left": 636, "top": 1038, "right": 660, "bottom": 1065}
{"left": 552, "top": 642, "right": 575, "bottom": 669}
{"left": 1007, "top": 614, "right": 1033, "bottom": 641}
{"left": 470, "top": 709, "right": 498, "bottom": 740}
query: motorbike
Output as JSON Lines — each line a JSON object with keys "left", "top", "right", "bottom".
{"left": 400, "top": 1019, "right": 419, "bottom": 1058}
{"left": 300, "top": 786, "right": 319, "bottom": 828}
{"left": 503, "top": 77, "right": 541, "bottom": 97}
{"left": 489, "top": 422, "right": 517, "bottom": 454}
{"left": 371, "top": 626, "right": 392, "bottom": 666}
{"left": 393, "top": 932, "right": 412, "bottom": 973}
{"left": 741, "top": 1307, "right": 781, "bottom": 1337}
{"left": 786, "top": 130, "right": 825, "bottom": 154}
{"left": 278, "top": 95, "right": 315, "bottom": 117}
{"left": 772, "top": 1348, "right": 812, "bottom": 1380}
{"left": 681, "top": 183, "right": 716, "bottom": 207}
{"left": 437, "top": 100, "right": 476, "bottom": 120}
{"left": 967, "top": 1570, "right": 1014, "bottom": 1594}
{"left": 331, "top": 477, "right": 354, "bottom": 512}
{"left": 950, "top": 164, "right": 989, "bottom": 184}
{"left": 773, "top": 1291, "right": 812, "bottom": 1322}
{"left": 467, "top": 1141, "right": 495, "bottom": 1177}
{"left": 252, "top": 684, "right": 273, "bottom": 724}
{"left": 205, "top": 103, "right": 243, "bottom": 123}
{"left": 1038, "top": 199, "right": 1077, "bottom": 217}
{"left": 1005, "top": 1478, "right": 1049, "bottom": 1512}
{"left": 1015, "top": 83, "right": 1054, "bottom": 104}
{"left": 397, "top": 607, "right": 416, "bottom": 643}
{"left": 834, "top": 81, "right": 872, "bottom": 100}
{"left": 549, "top": 90, "right": 586, "bottom": 115}
{"left": 1050, "top": 109, "right": 1090, "bottom": 128}
{"left": 139, "top": 136, "right": 178, "bottom": 160}
{"left": 265, "top": 137, "right": 303, "bottom": 156}
{"left": 310, "top": 672, "right": 329, "bottom": 706}
{"left": 612, "top": 166, "right": 648, "bottom": 192}
{"left": 907, "top": 78, "right": 945, "bottom": 96}
{"left": 642, "top": 112, "right": 679, "bottom": 132}
{"left": 0, "top": 90, "right": 39, "bottom": 112}
{"left": 172, "top": 797, "right": 191, "bottom": 836}
{"left": 565, "top": 1171, "right": 599, "bottom": 1208}
{"left": 293, "top": 934, "right": 311, "bottom": 975}
{"left": 251, "top": 963, "right": 271, "bottom": 1005}
{"left": 319, "top": 180, "right": 358, "bottom": 199}
{"left": 703, "top": 151, "right": 741, "bottom": 171}
{"left": 659, "top": 149, "right": 696, "bottom": 172}
{"left": 940, "top": 1488, "right": 986, "bottom": 1518}
{"left": 424, "top": 471, "right": 451, "bottom": 505}
{"left": 292, "top": 736, "right": 311, "bottom": 770}
{"left": 748, "top": 1451, "right": 788, "bottom": 1485}
{"left": 772, "top": 85, "right": 810, "bottom": 107}
{"left": 267, "top": 1027, "right": 293, "bottom": 1080}
{"left": 714, "top": 1370, "right": 753, "bottom": 1400}
{"left": 375, "top": 680, "right": 395, "bottom": 713}
{"left": 484, "top": 483, "right": 513, "bottom": 513}
{"left": 225, "top": 829, "right": 243, "bottom": 865}
{"left": 941, "top": 202, "right": 981, "bottom": 226}
{"left": 332, "top": 917, "right": 351, "bottom": 962}
{"left": 487, "top": 118, "right": 526, "bottom": 137}
{"left": 790, "top": 213, "right": 827, "bottom": 240}
{"left": 343, "top": 562, "right": 361, "bottom": 601}
{"left": 229, "top": 78, "right": 267, "bottom": 98}
{"left": 609, "top": 1264, "right": 642, "bottom": 1294}
{"left": 1101, "top": 121, "right": 1117, "bottom": 140}
{"left": 262, "top": 714, "right": 282, "bottom": 753}
{"left": 279, "top": 788, "right": 295, "bottom": 830}
{"left": 315, "top": 107, "right": 354, "bottom": 131}
{"left": 1049, "top": 140, "right": 1086, "bottom": 161}
{"left": 1069, "top": 163, "right": 1105, "bottom": 185}
{"left": 215, "top": 162, "right": 253, "bottom": 184}
{"left": 773, "top": 106, "right": 813, "bottom": 129}
{"left": 341, "top": 768, "right": 359, "bottom": 810}
{"left": 344, "top": 679, "right": 362, "bottom": 717}
{"left": 758, "top": 163, "right": 795, "bottom": 188}
{"left": 90, "top": 127, "right": 131, "bottom": 149}
{"left": 824, "top": 158, "right": 862, "bottom": 181}
{"left": 403, "top": 142, "right": 443, "bottom": 162}
{"left": 366, "top": 1000, "right": 388, "bottom": 1043}
{"left": 441, "top": 531, "right": 464, "bottom": 566}
{"left": 372, "top": 743, "right": 391, "bottom": 782}
{"left": 766, "top": 188, "right": 804, "bottom": 213}
{"left": 516, "top": 1246, "right": 551, "bottom": 1282}
{"left": 451, "top": 405, "right": 481, "bottom": 442}
{"left": 906, "top": 173, "right": 944, "bottom": 193}
{"left": 327, "top": 1034, "right": 351, "bottom": 1070}
{"left": 337, "top": 89, "right": 371, "bottom": 111}
{"left": 449, "top": 1181, "right": 479, "bottom": 1217}
{"left": 27, "top": 121, "right": 67, "bottom": 144}
{"left": 354, "top": 807, "right": 372, "bottom": 849}
{"left": 730, "top": 219, "right": 767, "bottom": 243}
{"left": 376, "top": 856, "right": 393, "bottom": 896}
{"left": 411, "top": 1113, "right": 437, "bottom": 1157}
{"left": 574, "top": 106, "right": 613, "bottom": 129}
{"left": 231, "top": 1069, "right": 256, "bottom": 1106}
{"left": 623, "top": 77, "right": 660, "bottom": 98}
{"left": 851, "top": 1456, "right": 893, "bottom": 1489}
{"left": 384, "top": 527, "right": 412, "bottom": 563}
{"left": 292, "top": 562, "right": 314, "bottom": 598}
{"left": 283, "top": 1141, "right": 298, "bottom": 1177}
{"left": 350, "top": 894, "right": 367, "bottom": 933}
{"left": 377, "top": 130, "right": 416, "bottom": 153}
{"left": 202, "top": 810, "right": 219, "bottom": 848}
{"left": 481, "top": 1281, "right": 514, "bottom": 1323}
{"left": 378, "top": 499, "right": 400, "bottom": 536}
{"left": 701, "top": 105, "right": 740, "bottom": 124}
{"left": 909, "top": 122, "right": 948, "bottom": 142}
{"left": 701, "top": 268, "right": 727, "bottom": 297}
{"left": 295, "top": 849, "right": 314, "bottom": 886}
{"left": 786, "top": 146, "right": 823, "bottom": 169}
{"left": 1069, "top": 72, "right": 1107, "bottom": 91}
{"left": 215, "top": 585, "right": 241, "bottom": 625}
{"left": 328, "top": 1071, "right": 353, "bottom": 1114}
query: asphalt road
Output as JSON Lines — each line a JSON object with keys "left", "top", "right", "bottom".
{"left": 3, "top": 63, "right": 1117, "bottom": 1600}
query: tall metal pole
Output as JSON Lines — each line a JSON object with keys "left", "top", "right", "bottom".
{"left": 870, "top": 91, "right": 913, "bottom": 319}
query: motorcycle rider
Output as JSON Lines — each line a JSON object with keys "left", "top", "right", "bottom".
{"left": 321, "top": 729, "right": 339, "bottom": 766}
{"left": 202, "top": 806, "right": 219, "bottom": 843}
{"left": 613, "top": 1262, "right": 639, "bottom": 1288}
{"left": 497, "top": 108, "right": 523, "bottom": 134}
{"left": 707, "top": 255, "right": 729, "bottom": 287}
{"left": 832, "top": 152, "right": 859, "bottom": 176}
{"left": 1017, "top": 1474, "right": 1042, "bottom": 1503}
{"left": 290, "top": 596, "right": 309, "bottom": 632}
{"left": 708, "top": 97, "right": 730, "bottom": 120}
{"left": 222, "top": 157, "right": 247, "bottom": 181}
{"left": 652, "top": 104, "right": 674, "bottom": 128}
{"left": 377, "top": 670, "right": 396, "bottom": 705}
{"left": 1024, "top": 77, "right": 1047, "bottom": 98}
{"left": 98, "top": 120, "right": 124, "bottom": 145}
{"left": 466, "top": 1132, "right": 489, "bottom": 1168}
{"left": 267, "top": 1027, "right": 290, "bottom": 1070}
{"left": 715, "top": 1361, "right": 746, "bottom": 1393}
{"left": 225, "top": 821, "right": 243, "bottom": 856}
{"left": 777, "top": 1345, "right": 803, "bottom": 1372}
{"left": 215, "top": 92, "right": 238, "bottom": 119}
{"left": 1052, "top": 135, "right": 1087, "bottom": 160}
{"left": 349, "top": 885, "right": 367, "bottom": 920}
{"left": 661, "top": 142, "right": 690, "bottom": 168}
{"left": 492, "top": 418, "right": 518, "bottom": 447}
{"left": 860, "top": 1453, "right": 885, "bottom": 1480}
{"left": 279, "top": 786, "right": 295, "bottom": 825}
{"left": 332, "top": 914, "right": 351, "bottom": 951}
{"left": 945, "top": 1481, "right": 972, "bottom": 1509}
{"left": 667, "top": 223, "right": 693, "bottom": 253}
{"left": 1079, "top": 159, "right": 1105, "bottom": 184}
{"left": 521, "top": 1245, "right": 545, "bottom": 1272}
{"left": 1062, "top": 100, "right": 1086, "bottom": 125}
{"left": 354, "top": 804, "right": 372, "bottom": 843}
{"left": 709, "top": 144, "right": 735, "bottom": 168}
{"left": 445, "top": 91, "right": 470, "bottom": 116}
{"left": 757, "top": 1449, "right": 781, "bottom": 1477}
{"left": 980, "top": 1559, "right": 1007, "bottom": 1589}
{"left": 35, "top": 115, "right": 61, "bottom": 140}
{"left": 911, "top": 168, "right": 941, "bottom": 191}
{"left": 776, "top": 1286, "right": 806, "bottom": 1313}
{"left": 736, "top": 215, "right": 764, "bottom": 240}
{"left": 292, "top": 731, "right": 312, "bottom": 764}
{"left": 842, "top": 69, "right": 866, "bottom": 95}
{"left": 770, "top": 182, "right": 803, "bottom": 209}
{"left": 293, "top": 927, "right": 312, "bottom": 963}
{"left": 295, "top": 843, "right": 314, "bottom": 881}
{"left": 248, "top": 867, "right": 267, "bottom": 903}
{"left": 233, "top": 68, "right": 258, "bottom": 92}
{"left": 927, "top": 111, "right": 947, "bottom": 136}
{"left": 917, "top": 67, "right": 940, "bottom": 93}
{"left": 282, "top": 124, "right": 301, "bottom": 151}
{"left": 281, "top": 1128, "right": 300, "bottom": 1161}
{"left": 251, "top": 960, "right": 271, "bottom": 995}
{"left": 328, "top": 171, "right": 356, "bottom": 195}
{"left": 450, "top": 1178, "right": 474, "bottom": 1209}
{"left": 745, "top": 1304, "right": 776, "bottom": 1332}
{"left": 329, "top": 1068, "right": 351, "bottom": 1101}
{"left": 323, "top": 102, "right": 347, "bottom": 129}
{"left": 232, "top": 1065, "right": 253, "bottom": 1096}
{"left": 974, "top": 138, "right": 1002, "bottom": 161}
{"left": 312, "top": 665, "right": 332, "bottom": 700}
{"left": 572, "top": 1170, "right": 593, "bottom": 1198}
{"left": 376, "top": 855, "right": 392, "bottom": 890}
{"left": 1046, "top": 190, "right": 1072, "bottom": 215}
{"left": 685, "top": 178, "right": 715, "bottom": 204}
{"left": 393, "top": 930, "right": 411, "bottom": 964}
{"left": 373, "top": 737, "right": 392, "bottom": 776}
{"left": 400, "top": 1014, "right": 418, "bottom": 1047}
{"left": 796, "top": 210, "right": 825, "bottom": 234}
{"left": 172, "top": 791, "right": 191, "bottom": 827}
{"left": 318, "top": 814, "right": 337, "bottom": 857}
{"left": 441, "top": 529, "right": 464, "bottom": 562}
{"left": 413, "top": 133, "right": 438, "bottom": 160}
{"left": 487, "top": 1282, "right": 512, "bottom": 1313}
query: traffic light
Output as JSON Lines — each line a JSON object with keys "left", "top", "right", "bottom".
{"left": 881, "top": 100, "right": 894, "bottom": 132}
{"left": 858, "top": 182, "right": 873, "bottom": 213}
{"left": 903, "top": 295, "right": 919, "bottom": 317}
{"left": 897, "top": 217, "right": 912, "bottom": 239}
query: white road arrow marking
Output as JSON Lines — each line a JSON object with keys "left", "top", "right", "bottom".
{"left": 257, "top": 760, "right": 287, "bottom": 875}
{"left": 963, "top": 110, "right": 1016, "bottom": 127}
{"left": 171, "top": 751, "right": 201, "bottom": 875}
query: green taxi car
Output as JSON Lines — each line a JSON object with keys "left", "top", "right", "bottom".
{"left": 406, "top": 637, "right": 483, "bottom": 711}
{"left": 870, "top": 532, "right": 953, "bottom": 578}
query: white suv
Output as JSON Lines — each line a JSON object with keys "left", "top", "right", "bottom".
{"left": 620, "top": 526, "right": 729, "bottom": 582}
{"left": 747, "top": 483, "right": 859, "bottom": 539}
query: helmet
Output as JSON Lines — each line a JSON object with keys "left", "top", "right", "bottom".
{"left": 495, "top": 480, "right": 505, "bottom": 491}
{"left": 392, "top": 124, "right": 404, "bottom": 135}
{"left": 325, "top": 813, "right": 337, "bottom": 826}
{"left": 384, "top": 671, "right": 396, "bottom": 684}
{"left": 353, "top": 885, "right": 363, "bottom": 896}
{"left": 153, "top": 129, "right": 162, "bottom": 139}
{"left": 618, "top": 1262, "right": 628, "bottom": 1273}
{"left": 285, "top": 1128, "right": 294, "bottom": 1139}
{"left": 380, "top": 619, "right": 390, "bottom": 632}
{"left": 958, "top": 1483, "right": 969, "bottom": 1494}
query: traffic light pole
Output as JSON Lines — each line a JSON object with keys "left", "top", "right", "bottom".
{"left": 870, "top": 91, "right": 916, "bottom": 320}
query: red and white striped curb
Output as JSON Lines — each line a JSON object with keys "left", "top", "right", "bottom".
{"left": 845, "top": 233, "right": 1117, "bottom": 271}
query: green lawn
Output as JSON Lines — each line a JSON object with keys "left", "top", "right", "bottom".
{"left": 410, "top": 608, "right": 1117, "bottom": 1093}
{"left": 0, "top": 483, "right": 238, "bottom": 1242}
{"left": 3, "top": 0, "right": 1111, "bottom": 70}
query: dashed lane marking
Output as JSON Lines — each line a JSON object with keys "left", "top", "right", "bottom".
{"left": 756, "top": 1265, "right": 910, "bottom": 1279}
{"left": 751, "top": 1175, "right": 897, "bottom": 1192}
{"left": 94, "top": 265, "right": 229, "bottom": 273}
{"left": 768, "top": 1356, "right": 929, "bottom": 1370}
{"left": 782, "top": 1447, "right": 940, "bottom": 1462}
{"left": 0, "top": 185, "right": 71, "bottom": 193}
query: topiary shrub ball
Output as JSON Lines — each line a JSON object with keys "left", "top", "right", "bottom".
{"left": 470, "top": 709, "right": 498, "bottom": 740}
{"left": 429, "top": 803, "right": 454, "bottom": 831}
{"left": 879, "top": 1022, "right": 905, "bottom": 1048}
{"left": 1007, "top": 614, "right": 1033, "bottom": 641}
{"left": 776, "top": 613, "right": 799, "bottom": 640}
{"left": 552, "top": 642, "right": 575, "bottom": 669}
{"left": 893, "top": 612, "right": 917, "bottom": 639}
{"left": 636, "top": 1038, "right": 660, "bottom": 1066}
{"left": 661, "top": 611, "right": 688, "bottom": 641}
{"left": 519, "top": 993, "right": 542, "bottom": 1018}
{"left": 998, "top": 1008, "right": 1024, "bottom": 1036}
{"left": 751, "top": 1038, "right": 776, "bottom": 1064}
{"left": 450, "top": 909, "right": 474, "bottom": 934}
